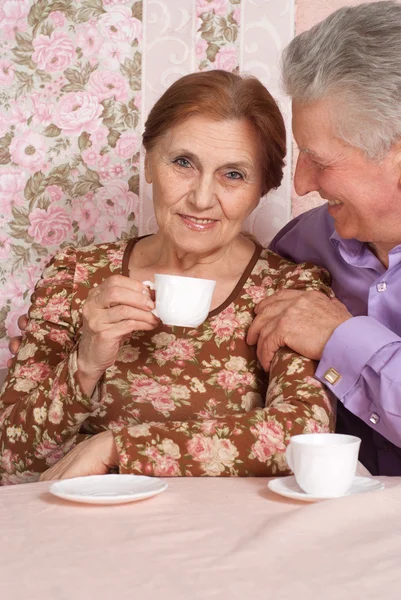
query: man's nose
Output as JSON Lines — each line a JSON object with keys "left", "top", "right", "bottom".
{"left": 293, "top": 153, "right": 319, "bottom": 196}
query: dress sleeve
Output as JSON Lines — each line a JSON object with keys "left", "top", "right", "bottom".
{"left": 0, "top": 248, "right": 99, "bottom": 485}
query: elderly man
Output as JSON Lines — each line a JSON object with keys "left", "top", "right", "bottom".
{"left": 248, "top": 1, "right": 401, "bottom": 476}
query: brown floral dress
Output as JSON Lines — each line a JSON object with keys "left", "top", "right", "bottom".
{"left": 0, "top": 239, "right": 335, "bottom": 484}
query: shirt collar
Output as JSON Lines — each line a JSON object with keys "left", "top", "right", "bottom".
{"left": 329, "top": 229, "right": 401, "bottom": 271}
{"left": 329, "top": 229, "right": 364, "bottom": 257}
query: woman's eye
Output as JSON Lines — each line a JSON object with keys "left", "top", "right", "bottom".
{"left": 226, "top": 171, "right": 243, "bottom": 180}
{"left": 174, "top": 158, "right": 191, "bottom": 168}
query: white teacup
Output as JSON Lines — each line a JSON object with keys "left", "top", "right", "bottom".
{"left": 286, "top": 433, "right": 361, "bottom": 498}
{"left": 142, "top": 274, "right": 216, "bottom": 327}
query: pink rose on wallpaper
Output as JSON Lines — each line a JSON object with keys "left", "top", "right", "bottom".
{"left": 0, "top": 343, "right": 11, "bottom": 369}
{"left": 96, "top": 213, "right": 127, "bottom": 242}
{"left": 196, "top": 38, "right": 208, "bottom": 61}
{"left": 76, "top": 24, "right": 104, "bottom": 57}
{"left": 87, "top": 70, "right": 130, "bottom": 103}
{"left": 98, "top": 40, "right": 132, "bottom": 70}
{"left": 9, "top": 131, "right": 47, "bottom": 172}
{"left": 30, "top": 92, "right": 53, "bottom": 126}
{"left": 0, "top": 59, "right": 14, "bottom": 85}
{"left": 32, "top": 31, "right": 75, "bottom": 72}
{"left": 115, "top": 131, "right": 139, "bottom": 159}
{"left": 89, "top": 125, "right": 109, "bottom": 149}
{"left": 0, "top": 233, "right": 11, "bottom": 260}
{"left": 0, "top": 114, "right": 8, "bottom": 137}
{"left": 0, "top": 0, "right": 29, "bottom": 39}
{"left": 0, "top": 170, "right": 27, "bottom": 218}
{"left": 5, "top": 306, "right": 27, "bottom": 337}
{"left": 81, "top": 147, "right": 110, "bottom": 169}
{"left": 95, "top": 179, "right": 138, "bottom": 216}
{"left": 213, "top": 45, "right": 238, "bottom": 71}
{"left": 196, "top": 0, "right": 229, "bottom": 17}
{"left": 71, "top": 197, "right": 100, "bottom": 233}
{"left": 0, "top": 277, "right": 25, "bottom": 306}
{"left": 53, "top": 92, "right": 103, "bottom": 136}
{"left": 49, "top": 10, "right": 65, "bottom": 27}
{"left": 99, "top": 7, "right": 142, "bottom": 43}
{"left": 28, "top": 205, "right": 72, "bottom": 246}
{"left": 46, "top": 185, "right": 63, "bottom": 202}
{"left": 9, "top": 105, "right": 31, "bottom": 130}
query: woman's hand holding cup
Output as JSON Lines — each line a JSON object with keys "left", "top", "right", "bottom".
{"left": 77, "top": 275, "right": 159, "bottom": 396}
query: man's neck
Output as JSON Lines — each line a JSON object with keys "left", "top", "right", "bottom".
{"left": 367, "top": 242, "right": 392, "bottom": 269}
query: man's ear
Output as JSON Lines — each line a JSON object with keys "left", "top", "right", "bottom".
{"left": 144, "top": 152, "right": 152, "bottom": 184}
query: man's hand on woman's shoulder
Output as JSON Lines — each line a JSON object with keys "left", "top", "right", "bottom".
{"left": 247, "top": 289, "right": 352, "bottom": 371}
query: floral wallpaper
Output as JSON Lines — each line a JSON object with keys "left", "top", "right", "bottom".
{"left": 0, "top": 0, "right": 294, "bottom": 367}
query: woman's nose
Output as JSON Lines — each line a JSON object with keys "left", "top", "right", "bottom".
{"left": 293, "top": 153, "right": 319, "bottom": 196}
{"left": 191, "top": 177, "right": 216, "bottom": 209}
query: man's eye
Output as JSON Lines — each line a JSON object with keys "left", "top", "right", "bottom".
{"left": 226, "top": 171, "right": 243, "bottom": 180}
{"left": 174, "top": 158, "right": 191, "bottom": 168}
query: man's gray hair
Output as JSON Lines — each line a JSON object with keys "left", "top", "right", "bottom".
{"left": 282, "top": 1, "right": 401, "bottom": 159}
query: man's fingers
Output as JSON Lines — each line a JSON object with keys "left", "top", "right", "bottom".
{"left": 254, "top": 289, "right": 306, "bottom": 314}
{"left": 8, "top": 337, "right": 22, "bottom": 356}
{"left": 257, "top": 331, "right": 281, "bottom": 372}
{"left": 255, "top": 317, "right": 284, "bottom": 371}
{"left": 247, "top": 313, "right": 265, "bottom": 345}
{"left": 17, "top": 314, "right": 29, "bottom": 331}
{"left": 248, "top": 299, "right": 292, "bottom": 345}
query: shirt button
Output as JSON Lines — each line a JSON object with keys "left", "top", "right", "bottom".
{"left": 376, "top": 282, "right": 387, "bottom": 292}
{"left": 369, "top": 412, "right": 380, "bottom": 425}
{"left": 323, "top": 367, "right": 342, "bottom": 385}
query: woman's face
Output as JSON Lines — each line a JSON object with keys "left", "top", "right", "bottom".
{"left": 145, "top": 115, "right": 264, "bottom": 257}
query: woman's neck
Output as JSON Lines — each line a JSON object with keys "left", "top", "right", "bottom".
{"left": 131, "top": 233, "right": 256, "bottom": 278}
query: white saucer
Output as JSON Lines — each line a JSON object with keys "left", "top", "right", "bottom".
{"left": 49, "top": 474, "right": 168, "bottom": 505}
{"left": 267, "top": 475, "right": 384, "bottom": 502}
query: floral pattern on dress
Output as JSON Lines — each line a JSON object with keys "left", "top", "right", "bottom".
{"left": 0, "top": 240, "right": 335, "bottom": 484}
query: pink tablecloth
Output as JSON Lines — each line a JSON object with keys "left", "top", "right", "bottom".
{"left": 1, "top": 476, "right": 400, "bottom": 600}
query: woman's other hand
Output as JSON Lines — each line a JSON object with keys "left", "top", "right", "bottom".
{"left": 39, "top": 431, "right": 118, "bottom": 481}
{"left": 78, "top": 275, "right": 159, "bottom": 395}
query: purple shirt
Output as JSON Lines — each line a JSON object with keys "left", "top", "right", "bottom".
{"left": 270, "top": 204, "right": 401, "bottom": 476}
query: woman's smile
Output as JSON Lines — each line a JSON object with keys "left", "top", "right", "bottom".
{"left": 178, "top": 213, "right": 218, "bottom": 232}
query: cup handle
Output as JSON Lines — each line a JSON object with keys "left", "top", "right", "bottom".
{"left": 285, "top": 444, "right": 294, "bottom": 472}
{"left": 142, "top": 280, "right": 155, "bottom": 291}
{"left": 142, "top": 281, "right": 159, "bottom": 318}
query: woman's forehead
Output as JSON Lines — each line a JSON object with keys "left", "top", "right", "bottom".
{"left": 157, "top": 115, "right": 262, "bottom": 160}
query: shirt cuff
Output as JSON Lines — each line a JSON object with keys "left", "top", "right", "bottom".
{"left": 316, "top": 316, "right": 401, "bottom": 400}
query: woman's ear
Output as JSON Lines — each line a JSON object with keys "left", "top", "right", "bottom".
{"left": 144, "top": 153, "right": 152, "bottom": 184}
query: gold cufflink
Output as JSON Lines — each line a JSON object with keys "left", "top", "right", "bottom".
{"left": 323, "top": 367, "right": 342, "bottom": 385}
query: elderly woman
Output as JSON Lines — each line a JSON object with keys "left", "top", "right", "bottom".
{"left": 0, "top": 70, "right": 334, "bottom": 484}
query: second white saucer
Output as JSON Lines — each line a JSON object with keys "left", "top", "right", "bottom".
{"left": 267, "top": 475, "right": 384, "bottom": 502}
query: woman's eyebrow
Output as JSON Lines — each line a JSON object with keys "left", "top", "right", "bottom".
{"left": 171, "top": 149, "right": 252, "bottom": 170}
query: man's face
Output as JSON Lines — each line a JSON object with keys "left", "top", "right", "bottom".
{"left": 292, "top": 98, "right": 401, "bottom": 254}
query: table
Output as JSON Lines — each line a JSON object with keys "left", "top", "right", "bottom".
{"left": 1, "top": 476, "right": 401, "bottom": 600}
